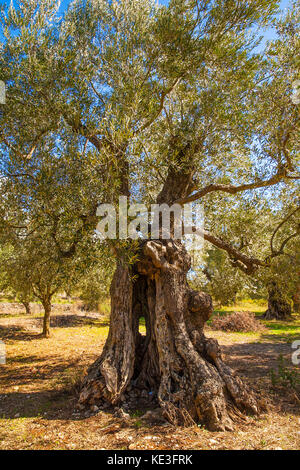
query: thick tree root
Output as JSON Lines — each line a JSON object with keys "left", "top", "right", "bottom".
{"left": 79, "top": 240, "right": 261, "bottom": 431}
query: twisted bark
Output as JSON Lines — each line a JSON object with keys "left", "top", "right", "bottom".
{"left": 79, "top": 240, "right": 260, "bottom": 431}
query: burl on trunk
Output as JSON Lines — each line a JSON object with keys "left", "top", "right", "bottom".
{"left": 79, "top": 239, "right": 260, "bottom": 431}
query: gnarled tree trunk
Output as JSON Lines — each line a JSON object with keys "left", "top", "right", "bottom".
{"left": 79, "top": 240, "right": 260, "bottom": 431}
{"left": 264, "top": 281, "right": 292, "bottom": 320}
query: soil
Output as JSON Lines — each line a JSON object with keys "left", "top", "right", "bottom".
{"left": 0, "top": 305, "right": 299, "bottom": 450}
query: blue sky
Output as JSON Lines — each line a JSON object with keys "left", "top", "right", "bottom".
{"left": 0, "top": 0, "right": 292, "bottom": 15}
{"left": 0, "top": 0, "right": 294, "bottom": 47}
{"left": 59, "top": 0, "right": 292, "bottom": 13}
{"left": 59, "top": 0, "right": 292, "bottom": 8}
{"left": 58, "top": 0, "right": 293, "bottom": 45}
{"left": 0, "top": 0, "right": 293, "bottom": 33}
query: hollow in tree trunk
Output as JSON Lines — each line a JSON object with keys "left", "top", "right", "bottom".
{"left": 79, "top": 240, "right": 261, "bottom": 431}
{"left": 41, "top": 299, "right": 52, "bottom": 338}
{"left": 264, "top": 281, "right": 292, "bottom": 320}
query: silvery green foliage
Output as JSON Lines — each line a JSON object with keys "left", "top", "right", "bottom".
{"left": 0, "top": 0, "right": 298, "bottom": 301}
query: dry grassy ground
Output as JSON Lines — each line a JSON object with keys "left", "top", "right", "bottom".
{"left": 0, "top": 302, "right": 299, "bottom": 450}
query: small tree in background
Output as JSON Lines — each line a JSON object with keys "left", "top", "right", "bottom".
{"left": 204, "top": 197, "right": 299, "bottom": 318}
{"left": 201, "top": 247, "right": 245, "bottom": 306}
{"left": 78, "top": 261, "right": 113, "bottom": 312}
{"left": 198, "top": 196, "right": 300, "bottom": 317}
{"left": 0, "top": 236, "right": 82, "bottom": 337}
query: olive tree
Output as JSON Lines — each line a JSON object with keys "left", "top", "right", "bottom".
{"left": 199, "top": 183, "right": 299, "bottom": 317}
{"left": 0, "top": 229, "right": 85, "bottom": 337}
{"left": 0, "top": 245, "right": 34, "bottom": 314}
{"left": 0, "top": 0, "right": 299, "bottom": 430}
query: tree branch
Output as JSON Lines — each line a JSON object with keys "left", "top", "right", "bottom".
{"left": 135, "top": 77, "right": 182, "bottom": 135}
{"left": 61, "top": 113, "right": 107, "bottom": 152}
{"left": 0, "top": 128, "right": 49, "bottom": 159}
{"left": 50, "top": 205, "right": 98, "bottom": 259}
{"left": 175, "top": 167, "right": 290, "bottom": 204}
{"left": 270, "top": 205, "right": 300, "bottom": 255}
{"left": 195, "top": 228, "right": 265, "bottom": 275}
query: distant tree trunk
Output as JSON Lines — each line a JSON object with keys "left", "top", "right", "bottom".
{"left": 293, "top": 298, "right": 300, "bottom": 313}
{"left": 292, "top": 282, "right": 300, "bottom": 313}
{"left": 264, "top": 281, "right": 292, "bottom": 320}
{"left": 21, "top": 301, "right": 31, "bottom": 315}
{"left": 65, "top": 288, "right": 72, "bottom": 303}
{"left": 79, "top": 240, "right": 260, "bottom": 431}
{"left": 41, "top": 298, "right": 52, "bottom": 338}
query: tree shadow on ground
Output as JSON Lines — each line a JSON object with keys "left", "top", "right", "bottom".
{"left": 0, "top": 325, "right": 41, "bottom": 342}
{"left": 1, "top": 313, "right": 299, "bottom": 423}
{"left": 260, "top": 332, "right": 300, "bottom": 344}
{"left": 49, "top": 315, "right": 110, "bottom": 329}
{"left": 222, "top": 341, "right": 295, "bottom": 379}
{"left": 0, "top": 352, "right": 97, "bottom": 389}
{"left": 6, "top": 355, "right": 48, "bottom": 365}
{"left": 0, "top": 390, "right": 77, "bottom": 420}
{"left": 221, "top": 340, "right": 300, "bottom": 417}
{"left": 1, "top": 339, "right": 299, "bottom": 422}
{"left": 0, "top": 316, "right": 110, "bottom": 342}
{"left": 0, "top": 351, "right": 97, "bottom": 420}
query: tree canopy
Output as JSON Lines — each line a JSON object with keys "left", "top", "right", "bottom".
{"left": 0, "top": 0, "right": 299, "bottom": 431}
{"left": 0, "top": 0, "right": 298, "bottom": 275}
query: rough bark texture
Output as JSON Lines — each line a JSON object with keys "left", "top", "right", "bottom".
{"left": 264, "top": 281, "right": 292, "bottom": 320}
{"left": 42, "top": 299, "right": 51, "bottom": 338}
{"left": 79, "top": 240, "right": 260, "bottom": 431}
